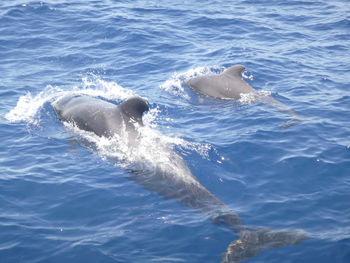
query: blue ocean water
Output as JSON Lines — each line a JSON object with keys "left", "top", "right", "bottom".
{"left": 1, "top": 0, "right": 350, "bottom": 262}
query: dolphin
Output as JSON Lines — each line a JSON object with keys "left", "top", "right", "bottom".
{"left": 52, "top": 94, "right": 306, "bottom": 262}
{"left": 186, "top": 65, "right": 304, "bottom": 127}
{"left": 52, "top": 94, "right": 149, "bottom": 146}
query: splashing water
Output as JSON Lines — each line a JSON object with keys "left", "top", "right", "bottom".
{"left": 63, "top": 115, "right": 211, "bottom": 184}
{"left": 5, "top": 75, "right": 135, "bottom": 124}
{"left": 160, "top": 65, "right": 271, "bottom": 105}
{"left": 5, "top": 85, "right": 64, "bottom": 124}
{"left": 239, "top": 90, "right": 272, "bottom": 104}
{"left": 159, "top": 66, "right": 225, "bottom": 100}
{"left": 5, "top": 76, "right": 212, "bottom": 177}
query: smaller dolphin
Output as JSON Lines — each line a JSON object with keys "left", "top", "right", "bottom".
{"left": 186, "top": 65, "right": 304, "bottom": 127}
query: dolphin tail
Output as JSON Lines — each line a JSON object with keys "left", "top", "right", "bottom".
{"left": 221, "top": 228, "right": 307, "bottom": 263}
{"left": 258, "top": 95, "right": 308, "bottom": 128}
{"left": 281, "top": 114, "right": 309, "bottom": 128}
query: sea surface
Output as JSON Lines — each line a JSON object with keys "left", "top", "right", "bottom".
{"left": 1, "top": 0, "right": 349, "bottom": 262}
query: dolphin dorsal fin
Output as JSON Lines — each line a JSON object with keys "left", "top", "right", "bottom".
{"left": 223, "top": 65, "right": 246, "bottom": 78}
{"left": 120, "top": 97, "right": 149, "bottom": 124}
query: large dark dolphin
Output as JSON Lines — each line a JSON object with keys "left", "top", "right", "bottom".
{"left": 186, "top": 65, "right": 304, "bottom": 127}
{"left": 52, "top": 94, "right": 306, "bottom": 262}
{"left": 53, "top": 94, "right": 149, "bottom": 145}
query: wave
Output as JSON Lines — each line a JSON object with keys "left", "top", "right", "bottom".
{"left": 66, "top": 121, "right": 211, "bottom": 185}
{"left": 159, "top": 65, "right": 225, "bottom": 100}
{"left": 5, "top": 75, "right": 212, "bottom": 171}
{"left": 5, "top": 75, "right": 135, "bottom": 124}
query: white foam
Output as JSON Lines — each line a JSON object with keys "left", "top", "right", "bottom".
{"left": 5, "top": 85, "right": 63, "bottom": 124}
{"left": 159, "top": 66, "right": 224, "bottom": 100}
{"left": 5, "top": 75, "right": 212, "bottom": 179}
{"left": 161, "top": 66, "right": 273, "bottom": 105}
{"left": 238, "top": 91, "right": 272, "bottom": 104}
{"left": 242, "top": 70, "right": 254, "bottom": 81}
{"left": 80, "top": 76, "right": 135, "bottom": 100}
{"left": 64, "top": 118, "right": 211, "bottom": 184}
{"left": 5, "top": 75, "right": 136, "bottom": 124}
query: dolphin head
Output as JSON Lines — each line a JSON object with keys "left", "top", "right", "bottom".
{"left": 120, "top": 97, "right": 149, "bottom": 125}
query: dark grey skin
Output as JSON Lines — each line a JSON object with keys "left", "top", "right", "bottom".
{"left": 53, "top": 94, "right": 306, "bottom": 262}
{"left": 186, "top": 65, "right": 254, "bottom": 100}
{"left": 53, "top": 95, "right": 149, "bottom": 145}
{"left": 186, "top": 65, "right": 304, "bottom": 127}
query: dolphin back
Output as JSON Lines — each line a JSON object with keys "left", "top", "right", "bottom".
{"left": 120, "top": 97, "right": 149, "bottom": 125}
{"left": 52, "top": 95, "right": 149, "bottom": 138}
{"left": 185, "top": 64, "right": 254, "bottom": 100}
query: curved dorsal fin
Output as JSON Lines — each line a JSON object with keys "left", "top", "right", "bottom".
{"left": 120, "top": 97, "right": 149, "bottom": 124}
{"left": 223, "top": 65, "right": 246, "bottom": 78}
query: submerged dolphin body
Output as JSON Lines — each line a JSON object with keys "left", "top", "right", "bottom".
{"left": 53, "top": 94, "right": 306, "bottom": 262}
{"left": 186, "top": 65, "right": 303, "bottom": 127}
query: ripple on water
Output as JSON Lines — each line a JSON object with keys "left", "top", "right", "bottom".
{"left": 1, "top": 0, "right": 349, "bottom": 262}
